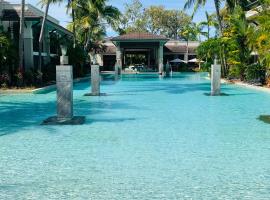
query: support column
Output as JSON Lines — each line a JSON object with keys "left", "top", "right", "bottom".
{"left": 148, "top": 50, "right": 151, "bottom": 68}
{"left": 211, "top": 59, "right": 221, "bottom": 96}
{"left": 123, "top": 49, "right": 126, "bottom": 67}
{"left": 23, "top": 21, "right": 34, "bottom": 70}
{"left": 185, "top": 41, "right": 189, "bottom": 63}
{"left": 158, "top": 42, "right": 164, "bottom": 74}
{"left": 43, "top": 27, "right": 51, "bottom": 65}
{"left": 184, "top": 53, "right": 188, "bottom": 63}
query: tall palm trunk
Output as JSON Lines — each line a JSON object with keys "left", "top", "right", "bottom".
{"left": 72, "top": 6, "right": 76, "bottom": 48}
{"left": 207, "top": 24, "right": 210, "bottom": 39}
{"left": 205, "top": 12, "right": 210, "bottom": 39}
{"left": 18, "top": 0, "right": 25, "bottom": 75}
{"left": 208, "top": 26, "right": 210, "bottom": 39}
{"left": 38, "top": 1, "right": 50, "bottom": 78}
{"left": 213, "top": 0, "right": 227, "bottom": 77}
{"left": 213, "top": 0, "right": 222, "bottom": 36}
{"left": 186, "top": 38, "right": 189, "bottom": 63}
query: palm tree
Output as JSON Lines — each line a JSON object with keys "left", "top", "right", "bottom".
{"left": 18, "top": 0, "right": 25, "bottom": 81}
{"left": 179, "top": 24, "right": 200, "bottom": 62}
{"left": 38, "top": 0, "right": 50, "bottom": 76}
{"left": 68, "top": 0, "right": 77, "bottom": 48}
{"left": 184, "top": 0, "right": 251, "bottom": 35}
{"left": 200, "top": 11, "right": 218, "bottom": 39}
{"left": 184, "top": 0, "right": 227, "bottom": 75}
{"left": 74, "top": 0, "right": 120, "bottom": 52}
{"left": 38, "top": 0, "right": 60, "bottom": 81}
{"left": 247, "top": 0, "right": 270, "bottom": 69}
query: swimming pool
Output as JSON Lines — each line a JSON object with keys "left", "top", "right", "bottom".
{"left": 0, "top": 73, "right": 270, "bottom": 199}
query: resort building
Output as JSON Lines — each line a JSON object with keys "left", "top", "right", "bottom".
{"left": 96, "top": 33, "right": 200, "bottom": 72}
{"left": 0, "top": 1, "right": 73, "bottom": 70}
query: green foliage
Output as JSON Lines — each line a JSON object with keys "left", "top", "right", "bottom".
{"left": 220, "top": 6, "right": 253, "bottom": 79}
{"left": 67, "top": 45, "right": 89, "bottom": 77}
{"left": 0, "top": 29, "right": 18, "bottom": 87}
{"left": 196, "top": 38, "right": 221, "bottom": 62}
{"left": 247, "top": 0, "right": 270, "bottom": 69}
{"left": 117, "top": 1, "right": 197, "bottom": 40}
{"left": 69, "top": 0, "right": 120, "bottom": 51}
{"left": 245, "top": 63, "right": 266, "bottom": 82}
{"left": 200, "top": 61, "right": 212, "bottom": 72}
{"left": 0, "top": 32, "right": 13, "bottom": 69}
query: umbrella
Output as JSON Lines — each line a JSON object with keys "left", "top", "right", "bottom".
{"left": 170, "top": 58, "right": 186, "bottom": 63}
{"left": 188, "top": 58, "right": 205, "bottom": 69}
{"left": 188, "top": 58, "right": 205, "bottom": 63}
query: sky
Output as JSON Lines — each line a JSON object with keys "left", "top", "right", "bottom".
{"left": 7, "top": 0, "right": 217, "bottom": 36}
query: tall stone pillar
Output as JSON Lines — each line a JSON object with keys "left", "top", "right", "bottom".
{"left": 158, "top": 42, "right": 164, "bottom": 74}
{"left": 115, "top": 63, "right": 120, "bottom": 77}
{"left": 85, "top": 65, "right": 106, "bottom": 96}
{"left": 116, "top": 42, "right": 122, "bottom": 70}
{"left": 91, "top": 65, "right": 100, "bottom": 96}
{"left": 23, "top": 21, "right": 34, "bottom": 70}
{"left": 211, "top": 59, "right": 221, "bottom": 96}
{"left": 56, "top": 65, "right": 73, "bottom": 120}
{"left": 42, "top": 52, "right": 85, "bottom": 125}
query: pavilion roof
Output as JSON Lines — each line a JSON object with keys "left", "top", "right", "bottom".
{"left": 111, "top": 32, "right": 169, "bottom": 42}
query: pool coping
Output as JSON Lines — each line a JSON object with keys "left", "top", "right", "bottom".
{"left": 222, "top": 79, "right": 270, "bottom": 94}
{"left": 32, "top": 76, "right": 90, "bottom": 94}
{"left": 205, "top": 75, "right": 270, "bottom": 94}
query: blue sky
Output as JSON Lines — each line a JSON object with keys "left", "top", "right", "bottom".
{"left": 8, "top": 0, "right": 217, "bottom": 36}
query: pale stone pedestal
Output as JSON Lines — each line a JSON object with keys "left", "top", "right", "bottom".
{"left": 60, "top": 56, "right": 69, "bottom": 65}
{"left": 85, "top": 65, "right": 106, "bottom": 96}
{"left": 211, "top": 63, "right": 221, "bottom": 96}
{"left": 114, "top": 64, "right": 121, "bottom": 80}
{"left": 42, "top": 65, "right": 85, "bottom": 125}
{"left": 165, "top": 63, "right": 170, "bottom": 77}
{"left": 90, "top": 65, "right": 100, "bottom": 96}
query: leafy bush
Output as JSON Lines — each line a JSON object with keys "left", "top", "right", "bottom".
{"left": 245, "top": 63, "right": 266, "bottom": 83}
{"left": 67, "top": 45, "right": 89, "bottom": 78}
{"left": 228, "top": 64, "right": 242, "bottom": 79}
{"left": 200, "top": 61, "right": 212, "bottom": 72}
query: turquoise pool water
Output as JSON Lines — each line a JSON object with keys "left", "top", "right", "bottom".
{"left": 0, "top": 73, "right": 270, "bottom": 199}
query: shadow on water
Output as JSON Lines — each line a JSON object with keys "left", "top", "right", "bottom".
{"left": 114, "top": 82, "right": 255, "bottom": 97}
{"left": 112, "top": 82, "right": 228, "bottom": 95}
{"left": 0, "top": 74, "right": 254, "bottom": 136}
{"left": 87, "top": 117, "right": 136, "bottom": 124}
{"left": 0, "top": 98, "right": 140, "bottom": 137}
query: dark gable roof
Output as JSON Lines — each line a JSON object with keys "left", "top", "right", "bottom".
{"left": 2, "top": 9, "right": 40, "bottom": 21}
{"left": 1, "top": 7, "right": 73, "bottom": 36}
{"left": 111, "top": 32, "right": 169, "bottom": 41}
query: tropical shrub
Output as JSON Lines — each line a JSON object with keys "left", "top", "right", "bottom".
{"left": 248, "top": 0, "right": 270, "bottom": 70}
{"left": 245, "top": 63, "right": 266, "bottom": 83}
{"left": 68, "top": 45, "right": 89, "bottom": 78}
{"left": 0, "top": 30, "right": 18, "bottom": 87}
{"left": 196, "top": 38, "right": 222, "bottom": 66}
